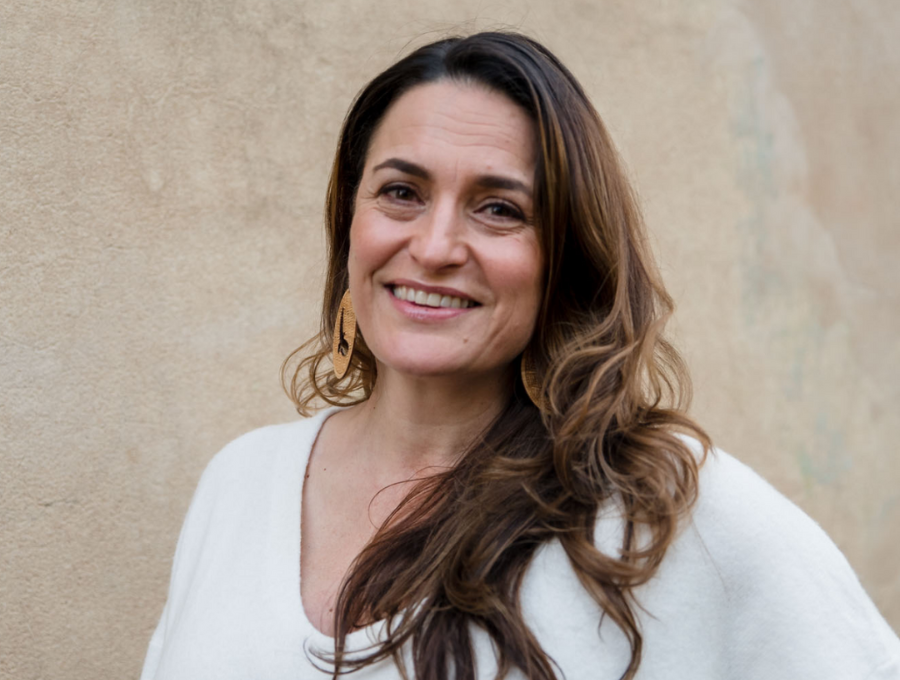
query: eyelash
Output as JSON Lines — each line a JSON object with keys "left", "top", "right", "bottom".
{"left": 378, "top": 183, "right": 525, "bottom": 222}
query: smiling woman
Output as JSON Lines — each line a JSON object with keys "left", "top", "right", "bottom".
{"left": 140, "top": 31, "right": 900, "bottom": 680}
{"left": 350, "top": 82, "right": 542, "bottom": 383}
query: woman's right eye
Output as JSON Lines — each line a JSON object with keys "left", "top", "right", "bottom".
{"left": 380, "top": 184, "right": 418, "bottom": 202}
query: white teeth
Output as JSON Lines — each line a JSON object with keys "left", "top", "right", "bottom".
{"left": 391, "top": 286, "right": 472, "bottom": 309}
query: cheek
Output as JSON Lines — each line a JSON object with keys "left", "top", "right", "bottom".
{"left": 489, "top": 241, "right": 544, "bottom": 320}
{"left": 510, "top": 237, "right": 544, "bottom": 300}
{"left": 347, "top": 212, "right": 395, "bottom": 288}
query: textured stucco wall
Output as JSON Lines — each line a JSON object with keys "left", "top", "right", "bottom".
{"left": 1, "top": 1, "right": 897, "bottom": 677}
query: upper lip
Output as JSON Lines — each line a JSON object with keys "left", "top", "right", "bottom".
{"left": 387, "top": 279, "right": 479, "bottom": 304}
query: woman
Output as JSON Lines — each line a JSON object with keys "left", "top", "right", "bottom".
{"left": 141, "top": 32, "right": 900, "bottom": 680}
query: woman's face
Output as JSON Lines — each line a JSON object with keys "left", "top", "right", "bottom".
{"left": 348, "top": 80, "right": 543, "bottom": 384}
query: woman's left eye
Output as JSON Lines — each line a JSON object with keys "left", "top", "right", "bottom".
{"left": 481, "top": 201, "right": 525, "bottom": 221}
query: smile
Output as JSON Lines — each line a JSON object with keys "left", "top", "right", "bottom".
{"left": 390, "top": 285, "right": 477, "bottom": 309}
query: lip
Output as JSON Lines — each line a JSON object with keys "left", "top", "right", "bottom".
{"left": 385, "top": 280, "right": 478, "bottom": 321}
{"left": 387, "top": 278, "right": 479, "bottom": 304}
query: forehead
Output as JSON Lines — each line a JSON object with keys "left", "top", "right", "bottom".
{"left": 364, "top": 81, "right": 536, "bottom": 178}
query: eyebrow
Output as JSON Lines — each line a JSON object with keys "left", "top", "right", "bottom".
{"left": 371, "top": 157, "right": 532, "bottom": 197}
{"left": 372, "top": 158, "right": 430, "bottom": 180}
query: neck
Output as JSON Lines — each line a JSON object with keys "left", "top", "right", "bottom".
{"left": 339, "top": 366, "right": 512, "bottom": 475}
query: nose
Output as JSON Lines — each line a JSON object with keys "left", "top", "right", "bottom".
{"left": 407, "top": 199, "right": 469, "bottom": 271}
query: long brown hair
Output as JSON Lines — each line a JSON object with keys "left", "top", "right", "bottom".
{"left": 283, "top": 31, "right": 710, "bottom": 680}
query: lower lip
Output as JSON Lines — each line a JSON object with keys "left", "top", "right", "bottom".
{"left": 387, "top": 288, "right": 475, "bottom": 321}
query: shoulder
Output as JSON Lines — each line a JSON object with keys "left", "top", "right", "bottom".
{"left": 687, "top": 441, "right": 853, "bottom": 579}
{"left": 682, "top": 438, "right": 864, "bottom": 603}
{"left": 175, "top": 412, "right": 328, "bottom": 544}
{"left": 194, "top": 410, "right": 332, "bottom": 496}
{"left": 672, "top": 438, "right": 900, "bottom": 674}
{"left": 160, "top": 412, "right": 328, "bottom": 593}
{"left": 593, "top": 437, "right": 831, "bottom": 566}
{"left": 198, "top": 418, "right": 315, "bottom": 486}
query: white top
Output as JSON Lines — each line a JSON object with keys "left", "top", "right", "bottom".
{"left": 141, "top": 408, "right": 900, "bottom": 679}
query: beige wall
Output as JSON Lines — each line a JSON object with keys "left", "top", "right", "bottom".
{"left": 2, "top": 1, "right": 897, "bottom": 676}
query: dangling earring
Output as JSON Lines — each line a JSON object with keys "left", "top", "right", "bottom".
{"left": 520, "top": 350, "right": 544, "bottom": 410}
{"left": 332, "top": 289, "right": 357, "bottom": 379}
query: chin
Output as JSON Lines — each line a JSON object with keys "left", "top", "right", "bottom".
{"left": 366, "top": 333, "right": 457, "bottom": 373}
{"left": 378, "top": 355, "right": 470, "bottom": 379}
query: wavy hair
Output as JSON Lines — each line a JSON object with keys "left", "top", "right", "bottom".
{"left": 283, "top": 31, "right": 710, "bottom": 680}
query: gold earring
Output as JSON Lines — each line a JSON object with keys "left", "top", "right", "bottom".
{"left": 520, "top": 350, "right": 543, "bottom": 409}
{"left": 332, "top": 289, "right": 357, "bottom": 379}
